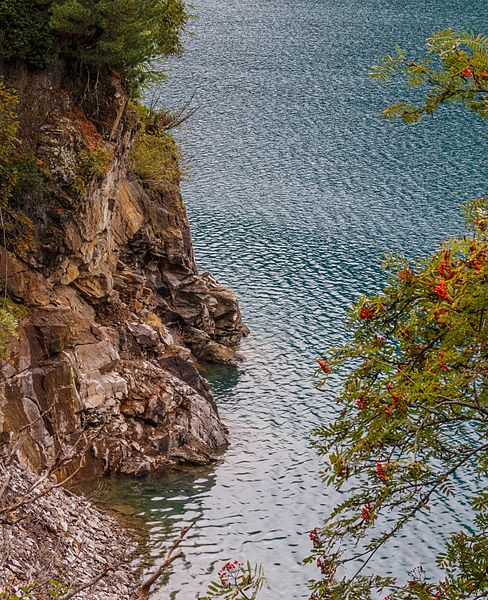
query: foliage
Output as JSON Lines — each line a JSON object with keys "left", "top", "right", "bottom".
{"left": 78, "top": 147, "right": 113, "bottom": 180}
{"left": 0, "top": 577, "right": 70, "bottom": 599}
{"left": 0, "top": 79, "right": 19, "bottom": 207}
{"left": 199, "top": 561, "right": 267, "bottom": 600}
{"left": 0, "top": 82, "right": 42, "bottom": 255}
{"left": 129, "top": 104, "right": 182, "bottom": 190}
{"left": 10, "top": 157, "right": 47, "bottom": 201}
{"left": 129, "top": 132, "right": 181, "bottom": 190}
{"left": 308, "top": 198, "right": 487, "bottom": 599}
{"left": 0, "top": 0, "right": 189, "bottom": 91}
{"left": 304, "top": 30, "right": 488, "bottom": 599}
{"left": 0, "top": 1, "right": 58, "bottom": 70}
{"left": 370, "top": 30, "right": 488, "bottom": 122}
{"left": 0, "top": 79, "right": 26, "bottom": 360}
{"left": 0, "top": 298, "right": 26, "bottom": 360}
{"left": 50, "top": 0, "right": 188, "bottom": 70}
{"left": 2, "top": 208, "right": 36, "bottom": 258}
{"left": 0, "top": 304, "right": 17, "bottom": 360}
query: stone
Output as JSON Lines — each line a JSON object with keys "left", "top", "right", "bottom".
{"left": 0, "top": 447, "right": 137, "bottom": 598}
{"left": 74, "top": 340, "right": 119, "bottom": 373}
{"left": 127, "top": 322, "right": 159, "bottom": 348}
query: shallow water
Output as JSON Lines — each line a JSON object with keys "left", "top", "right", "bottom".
{"left": 95, "top": 1, "right": 487, "bottom": 597}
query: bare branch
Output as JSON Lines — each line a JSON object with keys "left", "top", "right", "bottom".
{"left": 138, "top": 521, "right": 196, "bottom": 600}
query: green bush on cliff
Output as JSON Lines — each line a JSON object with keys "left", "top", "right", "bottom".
{"left": 129, "top": 131, "right": 182, "bottom": 190}
{"left": 0, "top": 306, "right": 16, "bottom": 359}
{"left": 0, "top": 298, "right": 26, "bottom": 360}
{"left": 128, "top": 100, "right": 184, "bottom": 189}
{"left": 0, "top": 0, "right": 189, "bottom": 92}
{"left": 0, "top": 79, "right": 19, "bottom": 207}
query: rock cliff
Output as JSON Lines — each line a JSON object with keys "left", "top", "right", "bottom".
{"left": 0, "top": 62, "right": 248, "bottom": 477}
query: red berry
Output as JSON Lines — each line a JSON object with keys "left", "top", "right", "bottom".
{"left": 359, "top": 306, "right": 375, "bottom": 320}
{"left": 317, "top": 359, "right": 331, "bottom": 374}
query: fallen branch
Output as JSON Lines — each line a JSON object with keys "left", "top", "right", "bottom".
{"left": 138, "top": 521, "right": 196, "bottom": 600}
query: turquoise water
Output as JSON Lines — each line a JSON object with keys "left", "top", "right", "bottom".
{"left": 103, "top": 1, "right": 487, "bottom": 597}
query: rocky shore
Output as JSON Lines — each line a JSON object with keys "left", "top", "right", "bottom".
{"left": 0, "top": 447, "right": 138, "bottom": 598}
{"left": 0, "top": 58, "right": 247, "bottom": 597}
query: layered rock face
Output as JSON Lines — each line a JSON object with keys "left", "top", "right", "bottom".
{"left": 0, "top": 62, "right": 248, "bottom": 477}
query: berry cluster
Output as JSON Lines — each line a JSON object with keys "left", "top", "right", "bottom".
{"left": 317, "top": 359, "right": 330, "bottom": 374}
{"left": 217, "top": 560, "right": 243, "bottom": 586}
{"left": 376, "top": 461, "right": 388, "bottom": 483}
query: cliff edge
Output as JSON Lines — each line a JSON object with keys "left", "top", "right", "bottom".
{"left": 0, "top": 61, "right": 248, "bottom": 478}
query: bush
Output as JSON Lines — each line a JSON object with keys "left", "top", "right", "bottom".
{"left": 0, "top": 79, "right": 19, "bottom": 207}
{"left": 129, "top": 130, "right": 182, "bottom": 190}
{"left": 0, "top": 307, "right": 16, "bottom": 359}
{"left": 10, "top": 156, "right": 48, "bottom": 200}
{"left": 78, "top": 147, "right": 113, "bottom": 180}
{"left": 0, "top": 298, "right": 27, "bottom": 360}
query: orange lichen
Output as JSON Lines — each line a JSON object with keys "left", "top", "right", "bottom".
{"left": 66, "top": 107, "right": 103, "bottom": 150}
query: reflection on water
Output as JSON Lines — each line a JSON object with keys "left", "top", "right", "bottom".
{"left": 88, "top": 0, "right": 487, "bottom": 597}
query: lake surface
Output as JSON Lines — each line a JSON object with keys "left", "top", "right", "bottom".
{"left": 98, "top": 1, "right": 487, "bottom": 597}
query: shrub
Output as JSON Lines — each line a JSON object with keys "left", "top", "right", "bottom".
{"left": 78, "top": 147, "right": 113, "bottom": 180}
{"left": 0, "top": 79, "right": 19, "bottom": 207}
{"left": 10, "top": 156, "right": 48, "bottom": 201}
{"left": 129, "top": 130, "right": 182, "bottom": 190}
{"left": 0, "top": 306, "right": 17, "bottom": 359}
{"left": 0, "top": 298, "right": 27, "bottom": 360}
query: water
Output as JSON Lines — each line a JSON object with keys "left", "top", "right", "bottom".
{"left": 97, "top": 1, "right": 487, "bottom": 597}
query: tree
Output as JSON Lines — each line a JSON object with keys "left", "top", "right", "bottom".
{"left": 50, "top": 0, "right": 188, "bottom": 89}
{"left": 0, "top": 1, "right": 189, "bottom": 92}
{"left": 308, "top": 30, "right": 487, "bottom": 600}
{"left": 0, "top": 1, "right": 58, "bottom": 70}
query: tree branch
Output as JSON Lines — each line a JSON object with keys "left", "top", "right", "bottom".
{"left": 138, "top": 521, "right": 196, "bottom": 600}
